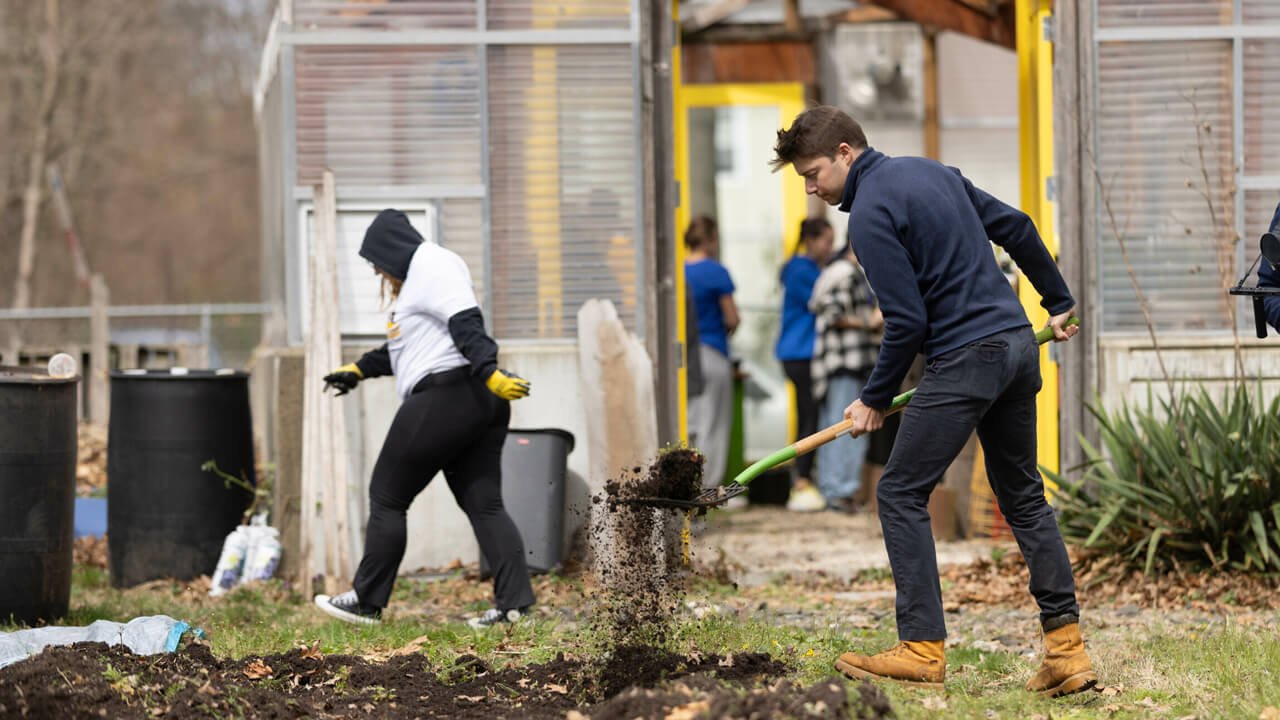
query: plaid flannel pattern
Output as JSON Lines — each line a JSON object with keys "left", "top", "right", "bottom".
{"left": 810, "top": 259, "right": 880, "bottom": 400}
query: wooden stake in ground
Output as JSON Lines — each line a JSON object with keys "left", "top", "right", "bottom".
{"left": 300, "top": 170, "right": 352, "bottom": 584}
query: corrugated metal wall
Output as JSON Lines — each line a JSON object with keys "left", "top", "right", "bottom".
{"left": 1094, "top": 3, "right": 1280, "bottom": 332}
{"left": 286, "top": 0, "right": 640, "bottom": 341}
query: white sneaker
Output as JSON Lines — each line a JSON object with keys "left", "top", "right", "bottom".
{"left": 786, "top": 485, "right": 826, "bottom": 512}
{"left": 314, "top": 589, "right": 382, "bottom": 625}
{"left": 467, "top": 607, "right": 527, "bottom": 629}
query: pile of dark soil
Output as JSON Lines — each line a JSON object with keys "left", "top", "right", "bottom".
{"left": 603, "top": 447, "right": 704, "bottom": 503}
{"left": 0, "top": 640, "right": 891, "bottom": 719}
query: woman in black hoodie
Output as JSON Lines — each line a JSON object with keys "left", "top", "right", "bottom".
{"left": 313, "top": 209, "right": 535, "bottom": 628}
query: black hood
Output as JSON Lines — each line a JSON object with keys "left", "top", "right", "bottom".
{"left": 359, "top": 209, "right": 423, "bottom": 280}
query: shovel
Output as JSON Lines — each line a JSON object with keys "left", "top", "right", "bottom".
{"left": 627, "top": 318, "right": 1078, "bottom": 511}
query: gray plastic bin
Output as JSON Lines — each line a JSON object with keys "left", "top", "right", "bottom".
{"left": 481, "top": 428, "right": 574, "bottom": 575}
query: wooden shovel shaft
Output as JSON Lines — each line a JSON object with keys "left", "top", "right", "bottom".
{"left": 734, "top": 319, "right": 1076, "bottom": 487}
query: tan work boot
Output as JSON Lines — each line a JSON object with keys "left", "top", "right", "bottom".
{"left": 834, "top": 640, "right": 945, "bottom": 690}
{"left": 1026, "top": 620, "right": 1097, "bottom": 697}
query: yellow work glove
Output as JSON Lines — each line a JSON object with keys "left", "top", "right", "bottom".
{"left": 485, "top": 368, "right": 531, "bottom": 400}
{"left": 323, "top": 362, "right": 363, "bottom": 396}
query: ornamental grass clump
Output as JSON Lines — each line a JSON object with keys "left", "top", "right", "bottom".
{"left": 1048, "top": 383, "right": 1280, "bottom": 576}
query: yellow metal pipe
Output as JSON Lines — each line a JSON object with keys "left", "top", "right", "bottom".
{"left": 1017, "top": 0, "right": 1061, "bottom": 491}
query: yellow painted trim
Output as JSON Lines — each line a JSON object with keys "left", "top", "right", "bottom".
{"left": 673, "top": 79, "right": 806, "bottom": 443}
{"left": 1017, "top": 0, "right": 1060, "bottom": 492}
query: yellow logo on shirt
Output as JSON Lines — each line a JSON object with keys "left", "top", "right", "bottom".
{"left": 386, "top": 319, "right": 401, "bottom": 339}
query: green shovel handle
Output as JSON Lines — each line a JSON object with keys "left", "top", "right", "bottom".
{"left": 728, "top": 317, "right": 1078, "bottom": 488}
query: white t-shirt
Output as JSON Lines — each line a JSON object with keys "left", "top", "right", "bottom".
{"left": 386, "top": 242, "right": 478, "bottom": 399}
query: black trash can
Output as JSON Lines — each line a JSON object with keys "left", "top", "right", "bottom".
{"left": 107, "top": 369, "right": 254, "bottom": 588}
{"left": 0, "top": 366, "right": 78, "bottom": 625}
{"left": 481, "top": 428, "right": 574, "bottom": 576}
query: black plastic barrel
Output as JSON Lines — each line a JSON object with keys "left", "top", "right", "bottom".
{"left": 0, "top": 366, "right": 79, "bottom": 625}
{"left": 107, "top": 369, "right": 254, "bottom": 588}
{"left": 481, "top": 428, "right": 574, "bottom": 575}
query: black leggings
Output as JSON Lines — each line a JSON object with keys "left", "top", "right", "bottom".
{"left": 782, "top": 359, "right": 818, "bottom": 481}
{"left": 352, "top": 371, "right": 535, "bottom": 612}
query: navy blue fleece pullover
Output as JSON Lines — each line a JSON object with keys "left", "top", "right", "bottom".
{"left": 838, "top": 148, "right": 1075, "bottom": 410}
{"left": 1259, "top": 202, "right": 1280, "bottom": 332}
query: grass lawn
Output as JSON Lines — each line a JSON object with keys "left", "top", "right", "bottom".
{"left": 6, "top": 562, "right": 1277, "bottom": 719}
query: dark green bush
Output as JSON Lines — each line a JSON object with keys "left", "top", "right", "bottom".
{"left": 1047, "top": 384, "right": 1280, "bottom": 575}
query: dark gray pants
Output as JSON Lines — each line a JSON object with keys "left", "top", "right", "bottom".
{"left": 353, "top": 370, "right": 535, "bottom": 612}
{"left": 877, "top": 326, "right": 1078, "bottom": 641}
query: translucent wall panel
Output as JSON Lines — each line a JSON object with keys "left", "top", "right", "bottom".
{"left": 487, "top": 44, "right": 637, "bottom": 339}
{"left": 294, "top": 46, "right": 483, "bottom": 186}
{"left": 1097, "top": 0, "right": 1231, "bottom": 27}
{"left": 1244, "top": 40, "right": 1280, "bottom": 176}
{"left": 487, "top": 0, "right": 631, "bottom": 30}
{"left": 1096, "top": 41, "right": 1234, "bottom": 331}
{"left": 1243, "top": 1, "right": 1280, "bottom": 24}
{"left": 292, "top": 1, "right": 477, "bottom": 30}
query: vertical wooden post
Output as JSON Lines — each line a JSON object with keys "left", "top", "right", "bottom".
{"left": 922, "top": 30, "right": 940, "bottom": 161}
{"left": 89, "top": 273, "right": 109, "bottom": 424}
{"left": 301, "top": 170, "right": 352, "bottom": 586}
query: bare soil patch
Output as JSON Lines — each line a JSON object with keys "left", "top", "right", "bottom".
{"left": 0, "top": 640, "right": 892, "bottom": 719}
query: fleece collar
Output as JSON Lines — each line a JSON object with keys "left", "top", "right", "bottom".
{"left": 837, "top": 147, "right": 887, "bottom": 213}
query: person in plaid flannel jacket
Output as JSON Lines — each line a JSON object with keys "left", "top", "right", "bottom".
{"left": 809, "top": 243, "right": 882, "bottom": 510}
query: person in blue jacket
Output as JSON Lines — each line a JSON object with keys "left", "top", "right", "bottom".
{"left": 776, "top": 217, "right": 836, "bottom": 512}
{"left": 1259, "top": 201, "right": 1280, "bottom": 333}
{"left": 772, "top": 106, "right": 1093, "bottom": 697}
{"left": 684, "top": 215, "right": 740, "bottom": 491}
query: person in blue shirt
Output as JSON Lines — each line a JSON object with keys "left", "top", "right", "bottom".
{"left": 776, "top": 217, "right": 836, "bottom": 512}
{"left": 684, "top": 216, "right": 739, "bottom": 490}
{"left": 1259, "top": 201, "right": 1280, "bottom": 332}
{"left": 772, "top": 106, "right": 1092, "bottom": 697}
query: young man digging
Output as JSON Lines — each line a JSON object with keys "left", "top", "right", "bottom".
{"left": 771, "top": 106, "right": 1095, "bottom": 698}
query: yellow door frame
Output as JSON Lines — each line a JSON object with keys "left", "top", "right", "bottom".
{"left": 1016, "top": 0, "right": 1061, "bottom": 490}
{"left": 672, "top": 77, "right": 807, "bottom": 444}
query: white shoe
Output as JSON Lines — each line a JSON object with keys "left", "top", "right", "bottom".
{"left": 467, "top": 607, "right": 528, "bottom": 629}
{"left": 786, "top": 485, "right": 826, "bottom": 512}
{"left": 314, "top": 589, "right": 382, "bottom": 625}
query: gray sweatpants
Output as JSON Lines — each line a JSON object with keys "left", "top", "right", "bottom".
{"left": 688, "top": 344, "right": 733, "bottom": 489}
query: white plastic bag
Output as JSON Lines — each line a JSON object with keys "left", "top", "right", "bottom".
{"left": 209, "top": 526, "right": 251, "bottom": 597}
{"left": 0, "top": 615, "right": 204, "bottom": 669}
{"left": 209, "top": 516, "right": 282, "bottom": 596}
{"left": 240, "top": 526, "right": 281, "bottom": 586}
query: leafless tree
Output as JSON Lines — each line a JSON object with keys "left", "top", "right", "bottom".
{"left": 1, "top": 0, "right": 271, "bottom": 342}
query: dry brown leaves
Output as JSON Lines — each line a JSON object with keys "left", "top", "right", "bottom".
{"left": 243, "top": 660, "right": 273, "bottom": 679}
{"left": 76, "top": 423, "right": 108, "bottom": 496}
{"left": 939, "top": 548, "right": 1280, "bottom": 611}
{"left": 74, "top": 534, "right": 108, "bottom": 567}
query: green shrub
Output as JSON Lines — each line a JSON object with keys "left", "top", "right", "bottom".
{"left": 1047, "top": 383, "right": 1280, "bottom": 575}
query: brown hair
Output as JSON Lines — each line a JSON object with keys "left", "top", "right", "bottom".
{"left": 770, "top": 105, "right": 868, "bottom": 172}
{"left": 684, "top": 215, "right": 718, "bottom": 251}
{"left": 375, "top": 266, "right": 403, "bottom": 307}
